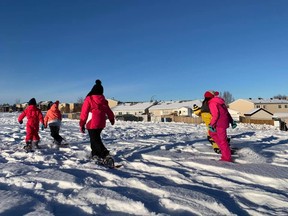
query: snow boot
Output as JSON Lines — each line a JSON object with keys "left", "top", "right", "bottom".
{"left": 33, "top": 140, "right": 40, "bottom": 149}
{"left": 102, "top": 155, "right": 115, "bottom": 168}
{"left": 24, "top": 141, "right": 33, "bottom": 152}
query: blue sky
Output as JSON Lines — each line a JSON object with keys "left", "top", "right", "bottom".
{"left": 1, "top": 0, "right": 288, "bottom": 104}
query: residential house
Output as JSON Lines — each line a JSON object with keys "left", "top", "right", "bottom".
{"left": 229, "top": 98, "right": 288, "bottom": 116}
{"left": 112, "top": 101, "right": 156, "bottom": 121}
{"left": 149, "top": 100, "right": 202, "bottom": 122}
{"left": 69, "top": 103, "right": 82, "bottom": 113}
{"left": 39, "top": 101, "right": 53, "bottom": 111}
{"left": 0, "top": 105, "right": 11, "bottom": 112}
{"left": 16, "top": 103, "right": 27, "bottom": 111}
{"left": 228, "top": 108, "right": 241, "bottom": 121}
{"left": 272, "top": 112, "right": 288, "bottom": 131}
{"left": 244, "top": 108, "right": 273, "bottom": 120}
{"left": 59, "top": 103, "right": 70, "bottom": 113}
{"left": 241, "top": 108, "right": 275, "bottom": 126}
{"left": 107, "top": 98, "right": 119, "bottom": 109}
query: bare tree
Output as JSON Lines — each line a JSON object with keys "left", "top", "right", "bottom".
{"left": 273, "top": 94, "right": 287, "bottom": 100}
{"left": 15, "top": 98, "right": 21, "bottom": 105}
{"left": 220, "top": 91, "right": 234, "bottom": 104}
{"left": 77, "top": 97, "right": 84, "bottom": 104}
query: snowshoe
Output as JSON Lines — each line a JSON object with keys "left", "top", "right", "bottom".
{"left": 32, "top": 141, "right": 40, "bottom": 149}
{"left": 231, "top": 147, "right": 240, "bottom": 155}
{"left": 23, "top": 144, "right": 34, "bottom": 153}
{"left": 214, "top": 148, "right": 221, "bottom": 154}
{"left": 90, "top": 154, "right": 121, "bottom": 169}
{"left": 102, "top": 156, "right": 115, "bottom": 169}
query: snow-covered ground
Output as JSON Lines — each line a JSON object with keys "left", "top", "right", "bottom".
{"left": 0, "top": 112, "right": 288, "bottom": 216}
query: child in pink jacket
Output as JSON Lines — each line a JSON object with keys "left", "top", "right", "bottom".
{"left": 18, "top": 98, "right": 44, "bottom": 150}
{"left": 204, "top": 91, "right": 237, "bottom": 162}
{"left": 79, "top": 80, "right": 115, "bottom": 159}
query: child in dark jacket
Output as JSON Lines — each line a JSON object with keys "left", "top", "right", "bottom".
{"left": 18, "top": 98, "right": 44, "bottom": 150}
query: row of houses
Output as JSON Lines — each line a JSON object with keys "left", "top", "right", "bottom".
{"left": 111, "top": 100, "right": 203, "bottom": 122}
{"left": 109, "top": 98, "right": 288, "bottom": 130}
{"left": 1, "top": 101, "right": 83, "bottom": 113}
{"left": 2, "top": 97, "right": 288, "bottom": 129}
{"left": 229, "top": 98, "right": 288, "bottom": 130}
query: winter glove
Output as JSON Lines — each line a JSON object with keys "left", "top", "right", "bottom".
{"left": 19, "top": 120, "right": 23, "bottom": 124}
{"left": 110, "top": 118, "right": 115, "bottom": 125}
{"left": 231, "top": 121, "right": 237, "bottom": 129}
{"left": 41, "top": 124, "right": 45, "bottom": 131}
{"left": 80, "top": 126, "right": 85, "bottom": 133}
{"left": 208, "top": 125, "right": 216, "bottom": 132}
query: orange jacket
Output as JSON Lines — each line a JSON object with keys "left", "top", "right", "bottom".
{"left": 44, "top": 103, "right": 62, "bottom": 127}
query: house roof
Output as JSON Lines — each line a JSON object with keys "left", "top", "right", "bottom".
{"left": 273, "top": 112, "right": 288, "bottom": 118}
{"left": 149, "top": 100, "right": 202, "bottom": 110}
{"left": 39, "top": 101, "right": 52, "bottom": 106}
{"left": 112, "top": 100, "right": 203, "bottom": 112}
{"left": 112, "top": 101, "right": 156, "bottom": 111}
{"left": 247, "top": 98, "right": 288, "bottom": 104}
{"left": 227, "top": 108, "right": 240, "bottom": 115}
{"left": 244, "top": 108, "right": 273, "bottom": 116}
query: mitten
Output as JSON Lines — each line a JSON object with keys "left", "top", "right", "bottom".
{"left": 41, "top": 124, "right": 44, "bottom": 131}
{"left": 110, "top": 118, "right": 115, "bottom": 125}
{"left": 208, "top": 125, "right": 216, "bottom": 132}
{"left": 231, "top": 121, "right": 237, "bottom": 129}
{"left": 81, "top": 126, "right": 85, "bottom": 133}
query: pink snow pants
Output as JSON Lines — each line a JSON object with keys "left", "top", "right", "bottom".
{"left": 25, "top": 125, "right": 40, "bottom": 143}
{"left": 209, "top": 127, "right": 232, "bottom": 162}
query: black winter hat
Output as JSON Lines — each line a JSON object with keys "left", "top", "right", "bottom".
{"left": 87, "top": 79, "right": 104, "bottom": 96}
{"left": 193, "top": 104, "right": 200, "bottom": 112}
{"left": 28, "top": 98, "right": 37, "bottom": 105}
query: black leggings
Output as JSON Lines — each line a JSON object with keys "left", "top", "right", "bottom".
{"left": 88, "top": 128, "right": 109, "bottom": 158}
{"left": 49, "top": 125, "right": 63, "bottom": 143}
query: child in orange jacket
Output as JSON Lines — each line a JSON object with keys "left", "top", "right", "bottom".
{"left": 44, "top": 100, "right": 64, "bottom": 145}
{"left": 18, "top": 98, "right": 44, "bottom": 150}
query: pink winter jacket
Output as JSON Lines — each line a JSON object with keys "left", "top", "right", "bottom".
{"left": 18, "top": 105, "right": 44, "bottom": 130}
{"left": 208, "top": 97, "right": 233, "bottom": 129}
{"left": 79, "top": 95, "right": 115, "bottom": 129}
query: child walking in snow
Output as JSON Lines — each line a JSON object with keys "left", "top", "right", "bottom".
{"left": 79, "top": 79, "right": 115, "bottom": 160}
{"left": 18, "top": 98, "right": 44, "bottom": 150}
{"left": 193, "top": 93, "right": 221, "bottom": 154}
{"left": 44, "top": 100, "right": 64, "bottom": 145}
{"left": 204, "top": 91, "right": 237, "bottom": 162}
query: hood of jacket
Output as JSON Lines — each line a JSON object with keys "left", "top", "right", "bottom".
{"left": 50, "top": 103, "right": 58, "bottom": 111}
{"left": 208, "top": 97, "right": 230, "bottom": 128}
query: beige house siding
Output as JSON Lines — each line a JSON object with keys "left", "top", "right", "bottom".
{"left": 229, "top": 99, "right": 288, "bottom": 116}
{"left": 69, "top": 103, "right": 82, "bottom": 113}
{"left": 228, "top": 99, "right": 254, "bottom": 116}
{"left": 107, "top": 99, "right": 119, "bottom": 108}
{"left": 151, "top": 107, "right": 191, "bottom": 116}
{"left": 114, "top": 109, "right": 146, "bottom": 116}
{"left": 244, "top": 108, "right": 273, "bottom": 120}
{"left": 178, "top": 107, "right": 192, "bottom": 116}
{"left": 254, "top": 103, "right": 288, "bottom": 114}
{"left": 59, "top": 103, "right": 70, "bottom": 113}
{"left": 246, "top": 111, "right": 272, "bottom": 120}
